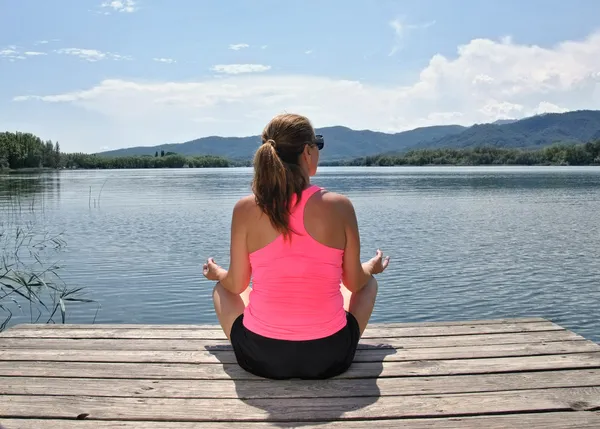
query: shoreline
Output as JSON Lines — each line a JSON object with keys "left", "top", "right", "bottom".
{"left": 3, "top": 164, "right": 600, "bottom": 173}
{"left": 1, "top": 167, "right": 60, "bottom": 175}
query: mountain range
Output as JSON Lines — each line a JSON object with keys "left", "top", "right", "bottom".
{"left": 99, "top": 110, "right": 600, "bottom": 161}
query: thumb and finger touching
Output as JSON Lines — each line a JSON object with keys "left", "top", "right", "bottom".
{"left": 382, "top": 255, "right": 390, "bottom": 270}
{"left": 373, "top": 249, "right": 391, "bottom": 271}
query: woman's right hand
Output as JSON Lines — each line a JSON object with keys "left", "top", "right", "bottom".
{"left": 203, "top": 257, "right": 225, "bottom": 282}
{"left": 366, "top": 249, "right": 390, "bottom": 275}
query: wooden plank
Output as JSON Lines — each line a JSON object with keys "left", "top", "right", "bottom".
{"left": 2, "top": 369, "right": 599, "bottom": 398}
{"left": 1, "top": 353, "right": 598, "bottom": 380}
{"left": 2, "top": 412, "right": 600, "bottom": 429}
{"left": 0, "top": 322, "right": 563, "bottom": 339}
{"left": 7, "top": 317, "right": 549, "bottom": 329}
{"left": 0, "top": 341, "right": 597, "bottom": 364}
{"left": 1, "top": 387, "right": 599, "bottom": 421}
{"left": 0, "top": 330, "right": 584, "bottom": 351}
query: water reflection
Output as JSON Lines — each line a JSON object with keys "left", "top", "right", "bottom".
{"left": 0, "top": 172, "right": 61, "bottom": 221}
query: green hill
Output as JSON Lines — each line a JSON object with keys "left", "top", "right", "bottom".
{"left": 98, "top": 125, "right": 466, "bottom": 161}
{"left": 413, "top": 110, "right": 600, "bottom": 151}
{"left": 98, "top": 110, "right": 600, "bottom": 161}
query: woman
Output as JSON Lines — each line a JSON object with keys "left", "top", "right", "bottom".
{"left": 203, "top": 113, "right": 390, "bottom": 380}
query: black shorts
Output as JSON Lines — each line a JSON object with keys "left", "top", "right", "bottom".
{"left": 230, "top": 312, "right": 360, "bottom": 380}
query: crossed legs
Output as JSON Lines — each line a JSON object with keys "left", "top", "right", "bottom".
{"left": 212, "top": 283, "right": 250, "bottom": 340}
{"left": 340, "top": 276, "right": 378, "bottom": 336}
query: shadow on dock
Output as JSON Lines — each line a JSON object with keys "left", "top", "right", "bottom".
{"left": 206, "top": 343, "right": 397, "bottom": 427}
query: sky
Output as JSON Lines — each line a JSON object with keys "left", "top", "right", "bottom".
{"left": 1, "top": 0, "right": 600, "bottom": 153}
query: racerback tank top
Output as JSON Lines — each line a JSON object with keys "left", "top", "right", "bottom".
{"left": 243, "top": 185, "right": 347, "bottom": 340}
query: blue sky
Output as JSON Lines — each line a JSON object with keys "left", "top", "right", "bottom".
{"left": 2, "top": 0, "right": 600, "bottom": 152}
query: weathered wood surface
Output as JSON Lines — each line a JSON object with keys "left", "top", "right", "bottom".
{"left": 1, "top": 341, "right": 597, "bottom": 364}
{"left": 0, "top": 329, "right": 585, "bottom": 351}
{"left": 2, "top": 387, "right": 600, "bottom": 420}
{"left": 2, "top": 369, "right": 599, "bottom": 398}
{"left": 1, "top": 318, "right": 599, "bottom": 428}
{"left": 3, "top": 413, "right": 600, "bottom": 429}
{"left": 0, "top": 321, "right": 563, "bottom": 339}
{"left": 7, "top": 316, "right": 547, "bottom": 329}
{"left": 2, "top": 353, "right": 598, "bottom": 379}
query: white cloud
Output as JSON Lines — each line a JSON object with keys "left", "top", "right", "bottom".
{"left": 389, "top": 17, "right": 436, "bottom": 56}
{"left": 55, "top": 48, "right": 131, "bottom": 62}
{"left": 532, "top": 101, "right": 568, "bottom": 115}
{"left": 153, "top": 57, "right": 176, "bottom": 64}
{"left": 229, "top": 43, "right": 250, "bottom": 51}
{"left": 101, "top": 0, "right": 137, "bottom": 13}
{"left": 11, "top": 31, "right": 600, "bottom": 152}
{"left": 24, "top": 51, "right": 47, "bottom": 56}
{"left": 261, "top": 45, "right": 268, "bottom": 50}
{"left": 111, "top": 53, "right": 133, "bottom": 61}
{"left": 305, "top": 50, "right": 313, "bottom": 55}
{"left": 211, "top": 64, "right": 271, "bottom": 74}
{"left": 35, "top": 40, "right": 49, "bottom": 45}
{"left": 479, "top": 100, "right": 525, "bottom": 118}
{"left": 1, "top": 46, "right": 26, "bottom": 61}
{"left": 56, "top": 48, "right": 106, "bottom": 62}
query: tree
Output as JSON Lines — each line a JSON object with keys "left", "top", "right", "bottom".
{"left": 54, "top": 142, "right": 61, "bottom": 168}
{"left": 155, "top": 151, "right": 158, "bottom": 157}
{"left": 43, "top": 141, "right": 54, "bottom": 167}
{"left": 160, "top": 150, "right": 165, "bottom": 157}
{"left": 0, "top": 153, "right": 8, "bottom": 169}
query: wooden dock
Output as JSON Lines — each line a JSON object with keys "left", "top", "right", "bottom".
{"left": 0, "top": 317, "right": 599, "bottom": 428}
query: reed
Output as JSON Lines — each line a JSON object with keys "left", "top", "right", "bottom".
{"left": 0, "top": 194, "right": 99, "bottom": 331}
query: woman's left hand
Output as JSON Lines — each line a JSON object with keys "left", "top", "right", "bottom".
{"left": 203, "top": 257, "right": 224, "bottom": 281}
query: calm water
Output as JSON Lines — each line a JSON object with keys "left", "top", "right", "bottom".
{"left": 1, "top": 167, "right": 599, "bottom": 342}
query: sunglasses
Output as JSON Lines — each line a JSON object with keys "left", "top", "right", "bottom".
{"left": 314, "top": 135, "right": 324, "bottom": 150}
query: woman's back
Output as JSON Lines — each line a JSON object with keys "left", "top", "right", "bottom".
{"left": 204, "top": 112, "right": 389, "bottom": 379}
{"left": 243, "top": 185, "right": 348, "bottom": 340}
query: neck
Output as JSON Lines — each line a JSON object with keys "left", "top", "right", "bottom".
{"left": 300, "top": 170, "right": 310, "bottom": 186}
{"left": 297, "top": 161, "right": 311, "bottom": 184}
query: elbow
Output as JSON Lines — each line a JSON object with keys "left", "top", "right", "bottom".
{"left": 232, "top": 282, "right": 249, "bottom": 295}
{"left": 341, "top": 274, "right": 361, "bottom": 293}
{"left": 342, "top": 270, "right": 372, "bottom": 293}
{"left": 221, "top": 275, "right": 250, "bottom": 295}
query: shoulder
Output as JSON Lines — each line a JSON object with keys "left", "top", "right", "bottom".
{"left": 316, "top": 189, "right": 356, "bottom": 217}
{"left": 231, "top": 194, "right": 259, "bottom": 220}
{"left": 234, "top": 194, "right": 257, "bottom": 210}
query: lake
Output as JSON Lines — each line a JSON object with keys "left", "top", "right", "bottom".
{"left": 1, "top": 166, "right": 599, "bottom": 342}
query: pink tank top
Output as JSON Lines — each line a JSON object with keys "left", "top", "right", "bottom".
{"left": 243, "top": 185, "right": 347, "bottom": 341}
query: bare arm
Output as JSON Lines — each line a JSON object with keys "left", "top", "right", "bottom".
{"left": 338, "top": 195, "right": 383, "bottom": 293}
{"left": 204, "top": 198, "right": 252, "bottom": 294}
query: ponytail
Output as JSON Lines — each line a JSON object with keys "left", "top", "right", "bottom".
{"left": 252, "top": 139, "right": 307, "bottom": 240}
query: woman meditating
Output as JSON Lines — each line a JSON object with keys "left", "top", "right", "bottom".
{"left": 203, "top": 113, "right": 390, "bottom": 379}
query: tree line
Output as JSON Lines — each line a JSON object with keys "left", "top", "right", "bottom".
{"left": 324, "top": 141, "right": 600, "bottom": 167}
{"left": 0, "top": 132, "right": 61, "bottom": 169}
{"left": 0, "top": 131, "right": 233, "bottom": 170}
{"left": 61, "top": 153, "right": 233, "bottom": 169}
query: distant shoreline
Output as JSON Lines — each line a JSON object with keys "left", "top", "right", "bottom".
{"left": 3, "top": 164, "right": 600, "bottom": 174}
{"left": 1, "top": 167, "right": 59, "bottom": 175}
{"left": 3, "top": 141, "right": 600, "bottom": 173}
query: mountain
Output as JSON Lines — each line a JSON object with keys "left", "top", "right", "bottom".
{"left": 98, "top": 110, "right": 600, "bottom": 161}
{"left": 98, "top": 125, "right": 466, "bottom": 161}
{"left": 99, "top": 136, "right": 259, "bottom": 161}
{"left": 411, "top": 110, "right": 600, "bottom": 151}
